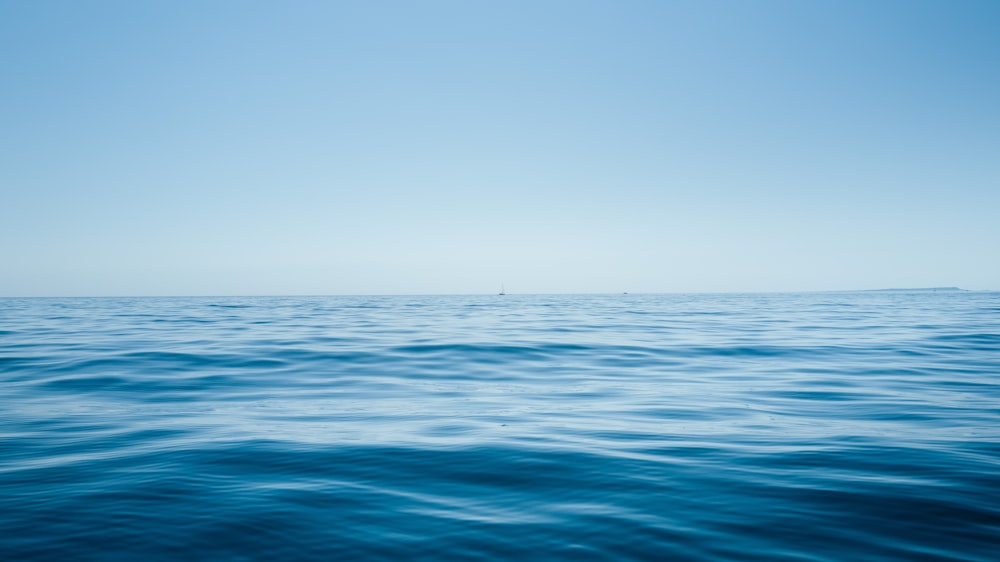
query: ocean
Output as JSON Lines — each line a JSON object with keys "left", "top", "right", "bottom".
{"left": 2, "top": 291, "right": 999, "bottom": 561}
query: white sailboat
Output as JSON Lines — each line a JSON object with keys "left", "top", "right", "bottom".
{"left": 498, "top": 283, "right": 505, "bottom": 296}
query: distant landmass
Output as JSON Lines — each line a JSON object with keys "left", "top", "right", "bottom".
{"left": 861, "top": 287, "right": 966, "bottom": 292}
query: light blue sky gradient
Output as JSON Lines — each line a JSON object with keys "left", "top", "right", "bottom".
{"left": 2, "top": 0, "right": 998, "bottom": 295}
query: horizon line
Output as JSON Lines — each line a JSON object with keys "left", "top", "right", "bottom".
{"left": 1, "top": 287, "right": 988, "bottom": 299}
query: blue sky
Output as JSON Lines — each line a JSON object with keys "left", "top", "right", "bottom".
{"left": 2, "top": 0, "right": 998, "bottom": 296}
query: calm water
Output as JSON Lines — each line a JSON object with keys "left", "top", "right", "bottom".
{"left": 2, "top": 292, "right": 999, "bottom": 561}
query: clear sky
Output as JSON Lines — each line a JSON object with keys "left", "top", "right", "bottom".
{"left": 2, "top": 0, "right": 998, "bottom": 296}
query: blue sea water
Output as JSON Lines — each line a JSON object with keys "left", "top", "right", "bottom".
{"left": 2, "top": 291, "right": 999, "bottom": 561}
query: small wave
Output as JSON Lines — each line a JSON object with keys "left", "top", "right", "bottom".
{"left": 389, "top": 342, "right": 594, "bottom": 360}
{"left": 929, "top": 332, "right": 1000, "bottom": 346}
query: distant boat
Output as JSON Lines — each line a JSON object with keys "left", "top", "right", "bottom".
{"left": 499, "top": 283, "right": 506, "bottom": 296}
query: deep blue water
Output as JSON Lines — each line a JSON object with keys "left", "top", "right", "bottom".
{"left": 2, "top": 292, "right": 999, "bottom": 561}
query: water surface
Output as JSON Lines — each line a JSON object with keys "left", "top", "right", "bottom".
{"left": 2, "top": 292, "right": 999, "bottom": 560}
